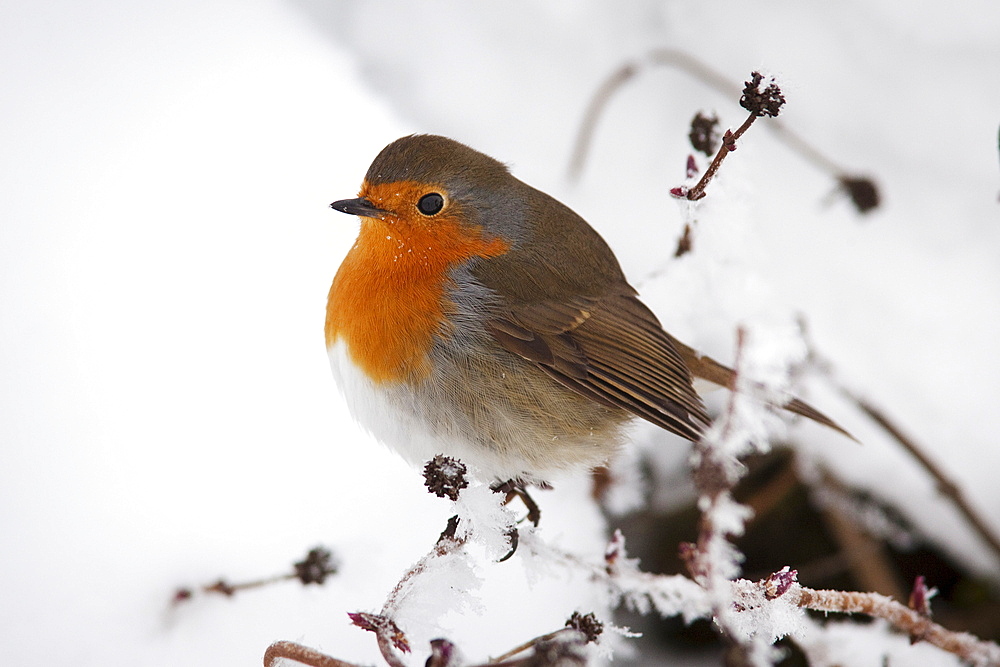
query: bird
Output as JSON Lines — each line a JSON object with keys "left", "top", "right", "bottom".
{"left": 326, "top": 134, "right": 848, "bottom": 493}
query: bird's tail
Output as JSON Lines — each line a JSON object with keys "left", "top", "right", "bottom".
{"left": 675, "top": 341, "right": 857, "bottom": 442}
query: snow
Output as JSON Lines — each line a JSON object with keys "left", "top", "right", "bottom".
{"left": 796, "top": 618, "right": 966, "bottom": 667}
{"left": 451, "top": 480, "right": 519, "bottom": 562}
{"left": 2, "top": 0, "right": 999, "bottom": 665}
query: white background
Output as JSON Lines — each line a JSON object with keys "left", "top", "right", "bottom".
{"left": 2, "top": 1, "right": 998, "bottom": 665}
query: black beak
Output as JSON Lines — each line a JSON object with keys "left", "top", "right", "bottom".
{"left": 330, "top": 197, "right": 388, "bottom": 219}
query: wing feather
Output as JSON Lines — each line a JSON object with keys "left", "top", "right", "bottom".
{"left": 487, "top": 293, "right": 710, "bottom": 441}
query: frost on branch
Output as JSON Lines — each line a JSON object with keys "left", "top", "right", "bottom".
{"left": 262, "top": 330, "right": 997, "bottom": 666}
{"left": 423, "top": 454, "right": 519, "bottom": 561}
{"left": 264, "top": 453, "right": 1000, "bottom": 667}
{"left": 600, "top": 528, "right": 711, "bottom": 621}
{"left": 679, "top": 324, "right": 806, "bottom": 664}
{"left": 452, "top": 477, "right": 519, "bottom": 561}
{"left": 379, "top": 534, "right": 484, "bottom": 645}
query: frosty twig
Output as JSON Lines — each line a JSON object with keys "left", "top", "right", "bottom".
{"left": 788, "top": 581, "right": 1000, "bottom": 665}
{"left": 262, "top": 534, "right": 1000, "bottom": 667}
{"left": 681, "top": 326, "right": 778, "bottom": 663}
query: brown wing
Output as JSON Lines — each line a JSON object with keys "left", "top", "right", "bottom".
{"left": 485, "top": 293, "right": 710, "bottom": 441}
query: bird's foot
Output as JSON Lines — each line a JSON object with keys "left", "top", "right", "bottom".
{"left": 498, "top": 526, "right": 519, "bottom": 563}
{"left": 491, "top": 479, "right": 542, "bottom": 526}
{"left": 491, "top": 480, "right": 545, "bottom": 562}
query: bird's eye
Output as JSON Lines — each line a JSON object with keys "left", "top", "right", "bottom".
{"left": 417, "top": 192, "right": 445, "bottom": 216}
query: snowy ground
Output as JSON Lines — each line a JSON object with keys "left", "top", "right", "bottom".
{"left": 2, "top": 1, "right": 998, "bottom": 665}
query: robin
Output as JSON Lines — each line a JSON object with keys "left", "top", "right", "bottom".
{"left": 326, "top": 134, "right": 847, "bottom": 494}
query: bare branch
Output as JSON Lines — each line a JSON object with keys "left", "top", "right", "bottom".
{"left": 174, "top": 547, "right": 337, "bottom": 603}
{"left": 815, "top": 468, "right": 908, "bottom": 600}
{"left": 678, "top": 72, "right": 786, "bottom": 203}
{"left": 682, "top": 113, "right": 756, "bottom": 202}
{"left": 264, "top": 641, "right": 361, "bottom": 667}
{"left": 569, "top": 49, "right": 879, "bottom": 213}
{"left": 847, "top": 391, "right": 1000, "bottom": 561}
{"left": 568, "top": 61, "right": 641, "bottom": 182}
{"left": 798, "top": 316, "right": 1000, "bottom": 566}
{"left": 489, "top": 628, "right": 579, "bottom": 663}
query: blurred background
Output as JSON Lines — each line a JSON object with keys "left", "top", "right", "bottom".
{"left": 2, "top": 1, "right": 998, "bottom": 665}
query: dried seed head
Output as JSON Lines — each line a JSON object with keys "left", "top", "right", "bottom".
{"left": 838, "top": 175, "right": 881, "bottom": 213}
{"left": 565, "top": 611, "right": 604, "bottom": 643}
{"left": 740, "top": 71, "right": 786, "bottom": 118}
{"left": 689, "top": 111, "right": 720, "bottom": 155}
{"left": 424, "top": 455, "right": 469, "bottom": 501}
{"left": 294, "top": 546, "right": 338, "bottom": 585}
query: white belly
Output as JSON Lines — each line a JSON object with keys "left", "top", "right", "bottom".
{"left": 328, "top": 340, "right": 541, "bottom": 482}
{"left": 328, "top": 338, "right": 626, "bottom": 484}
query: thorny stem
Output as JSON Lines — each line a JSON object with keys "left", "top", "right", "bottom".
{"left": 689, "top": 327, "right": 749, "bottom": 580}
{"left": 685, "top": 325, "right": 756, "bottom": 666}
{"left": 263, "top": 638, "right": 574, "bottom": 667}
{"left": 816, "top": 468, "right": 907, "bottom": 600}
{"left": 718, "top": 326, "right": 748, "bottom": 441}
{"left": 201, "top": 574, "right": 288, "bottom": 597}
{"left": 341, "top": 537, "right": 467, "bottom": 667}
{"left": 562, "top": 533, "right": 1000, "bottom": 665}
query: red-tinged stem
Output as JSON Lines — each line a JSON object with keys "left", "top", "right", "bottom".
{"left": 686, "top": 113, "right": 757, "bottom": 201}
{"left": 264, "top": 641, "right": 361, "bottom": 667}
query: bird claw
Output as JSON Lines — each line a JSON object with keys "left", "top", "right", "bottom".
{"left": 491, "top": 480, "right": 542, "bottom": 527}
{"left": 498, "top": 526, "right": 519, "bottom": 562}
{"left": 490, "top": 480, "right": 544, "bottom": 562}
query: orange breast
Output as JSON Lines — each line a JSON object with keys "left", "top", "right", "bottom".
{"left": 326, "top": 187, "right": 509, "bottom": 384}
